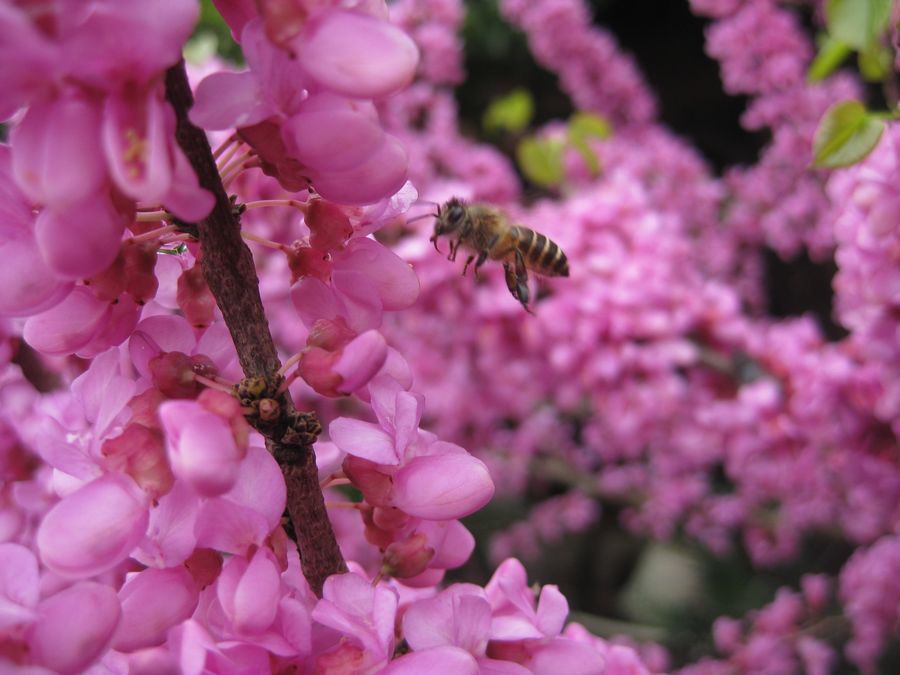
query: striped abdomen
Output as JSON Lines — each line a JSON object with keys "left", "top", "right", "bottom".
{"left": 510, "top": 226, "right": 569, "bottom": 277}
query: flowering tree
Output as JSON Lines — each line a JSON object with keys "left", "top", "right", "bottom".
{"left": 0, "top": 0, "right": 898, "bottom": 673}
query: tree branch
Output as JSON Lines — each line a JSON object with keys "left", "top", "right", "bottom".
{"left": 164, "top": 60, "right": 346, "bottom": 595}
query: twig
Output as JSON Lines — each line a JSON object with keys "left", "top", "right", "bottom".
{"left": 164, "top": 59, "right": 346, "bottom": 595}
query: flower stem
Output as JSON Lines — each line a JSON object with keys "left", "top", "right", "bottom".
{"left": 165, "top": 59, "right": 347, "bottom": 596}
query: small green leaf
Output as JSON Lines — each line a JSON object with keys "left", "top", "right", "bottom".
{"left": 807, "top": 34, "right": 852, "bottom": 81}
{"left": 858, "top": 40, "right": 893, "bottom": 81}
{"left": 483, "top": 89, "right": 534, "bottom": 134}
{"left": 567, "top": 112, "right": 612, "bottom": 143}
{"left": 517, "top": 136, "right": 565, "bottom": 187}
{"left": 566, "top": 113, "right": 610, "bottom": 177}
{"left": 812, "top": 100, "right": 885, "bottom": 168}
{"left": 184, "top": 33, "right": 219, "bottom": 64}
{"left": 826, "top": 0, "right": 891, "bottom": 50}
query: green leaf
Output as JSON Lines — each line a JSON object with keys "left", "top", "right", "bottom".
{"left": 566, "top": 113, "right": 611, "bottom": 177}
{"left": 825, "top": 0, "right": 891, "bottom": 50}
{"left": 807, "top": 34, "right": 852, "bottom": 81}
{"left": 858, "top": 40, "right": 893, "bottom": 81}
{"left": 516, "top": 136, "right": 565, "bottom": 187}
{"left": 812, "top": 100, "right": 885, "bottom": 168}
{"left": 483, "top": 89, "right": 535, "bottom": 134}
{"left": 567, "top": 112, "right": 612, "bottom": 143}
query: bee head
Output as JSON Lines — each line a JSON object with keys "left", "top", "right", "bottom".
{"left": 431, "top": 198, "right": 466, "bottom": 241}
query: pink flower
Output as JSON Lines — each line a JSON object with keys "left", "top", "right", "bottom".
{"left": 292, "top": 10, "right": 418, "bottom": 99}
{"left": 113, "top": 566, "right": 200, "bottom": 652}
{"left": 27, "top": 581, "right": 121, "bottom": 674}
{"left": 312, "top": 571, "right": 397, "bottom": 672}
{"left": 217, "top": 547, "right": 282, "bottom": 635}
{"left": 36, "top": 473, "right": 150, "bottom": 579}
{"left": 158, "top": 391, "right": 250, "bottom": 497}
{"left": 0, "top": 543, "right": 39, "bottom": 633}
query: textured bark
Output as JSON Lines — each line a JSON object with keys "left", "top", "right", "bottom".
{"left": 165, "top": 60, "right": 346, "bottom": 595}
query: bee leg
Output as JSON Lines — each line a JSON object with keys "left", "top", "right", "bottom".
{"left": 514, "top": 249, "right": 533, "bottom": 313}
{"left": 462, "top": 255, "right": 475, "bottom": 276}
{"left": 474, "top": 236, "right": 497, "bottom": 279}
{"left": 503, "top": 262, "right": 518, "bottom": 297}
{"left": 448, "top": 240, "right": 459, "bottom": 262}
{"left": 430, "top": 235, "right": 441, "bottom": 253}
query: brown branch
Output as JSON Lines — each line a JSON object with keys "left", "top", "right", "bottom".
{"left": 165, "top": 60, "right": 346, "bottom": 595}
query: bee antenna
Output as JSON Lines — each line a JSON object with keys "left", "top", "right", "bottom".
{"left": 405, "top": 211, "right": 440, "bottom": 225}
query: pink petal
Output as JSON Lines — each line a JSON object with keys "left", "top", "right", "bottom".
{"left": 0, "top": 225, "right": 72, "bottom": 317}
{"left": 0, "top": 543, "right": 39, "bottom": 631}
{"left": 37, "top": 473, "right": 149, "bottom": 578}
{"left": 392, "top": 390, "right": 424, "bottom": 458}
{"left": 113, "top": 566, "right": 199, "bottom": 652}
{"left": 194, "top": 496, "right": 270, "bottom": 555}
{"left": 536, "top": 585, "right": 569, "bottom": 637}
{"left": 291, "top": 277, "right": 342, "bottom": 329}
{"left": 334, "top": 330, "right": 388, "bottom": 394}
{"left": 526, "top": 637, "right": 607, "bottom": 675}
{"left": 334, "top": 237, "right": 419, "bottom": 310}
{"left": 163, "top": 144, "right": 215, "bottom": 222}
{"left": 27, "top": 581, "right": 121, "bottom": 674}
{"left": 477, "top": 657, "right": 536, "bottom": 674}
{"left": 167, "top": 619, "right": 217, "bottom": 675}
{"left": 134, "top": 314, "right": 196, "bottom": 355}
{"left": 331, "top": 270, "right": 384, "bottom": 331}
{"left": 217, "top": 548, "right": 281, "bottom": 634}
{"left": 34, "top": 196, "right": 125, "bottom": 280}
{"left": 221, "top": 445, "right": 286, "bottom": 531}
{"left": 393, "top": 453, "right": 495, "bottom": 520}
{"left": 297, "top": 11, "right": 418, "bottom": 99}
{"left": 429, "top": 520, "right": 476, "bottom": 570}
{"left": 75, "top": 293, "right": 141, "bottom": 358}
{"left": 23, "top": 287, "right": 111, "bottom": 355}
{"left": 402, "top": 586, "right": 490, "bottom": 653}
{"left": 329, "top": 417, "right": 399, "bottom": 465}
{"left": 10, "top": 92, "right": 106, "bottom": 207}
{"left": 190, "top": 70, "right": 269, "bottom": 131}
{"left": 159, "top": 402, "right": 244, "bottom": 497}
{"left": 0, "top": 4, "right": 58, "bottom": 118}
{"left": 70, "top": 347, "right": 135, "bottom": 436}
{"left": 102, "top": 91, "right": 172, "bottom": 202}
{"left": 283, "top": 106, "right": 385, "bottom": 172}
{"left": 62, "top": 0, "right": 198, "bottom": 88}
{"left": 133, "top": 482, "right": 201, "bottom": 568}
{"left": 380, "top": 646, "right": 479, "bottom": 675}
{"left": 310, "top": 134, "right": 408, "bottom": 205}
{"left": 312, "top": 573, "right": 397, "bottom": 657}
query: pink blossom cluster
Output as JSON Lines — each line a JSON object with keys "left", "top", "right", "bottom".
{"left": 374, "top": 0, "right": 900, "bottom": 669}
{"left": 828, "top": 124, "right": 900, "bottom": 433}
{"left": 0, "top": 0, "right": 662, "bottom": 672}
{"left": 192, "top": 0, "right": 418, "bottom": 205}
{"left": 678, "top": 577, "right": 835, "bottom": 675}
{"left": 499, "top": 0, "right": 657, "bottom": 127}
{"left": 2, "top": 0, "right": 898, "bottom": 671}
{"left": 384, "top": 0, "right": 522, "bottom": 204}
{"left": 694, "top": 0, "right": 862, "bottom": 258}
{"left": 0, "top": 0, "right": 213, "bottom": 357}
{"left": 839, "top": 535, "right": 900, "bottom": 673}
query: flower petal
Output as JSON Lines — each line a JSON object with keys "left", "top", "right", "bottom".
{"left": 393, "top": 453, "right": 494, "bottom": 520}
{"left": 37, "top": 473, "right": 149, "bottom": 578}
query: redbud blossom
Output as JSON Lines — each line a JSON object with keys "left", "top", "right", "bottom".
{"left": 36, "top": 473, "right": 150, "bottom": 579}
{"left": 158, "top": 394, "right": 249, "bottom": 497}
{"left": 26, "top": 582, "right": 121, "bottom": 674}
{"left": 112, "top": 566, "right": 199, "bottom": 652}
{"left": 293, "top": 11, "right": 419, "bottom": 99}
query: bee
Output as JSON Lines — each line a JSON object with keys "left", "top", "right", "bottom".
{"left": 429, "top": 197, "right": 569, "bottom": 311}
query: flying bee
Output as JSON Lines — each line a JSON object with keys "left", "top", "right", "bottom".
{"left": 428, "top": 197, "right": 569, "bottom": 311}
